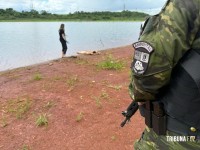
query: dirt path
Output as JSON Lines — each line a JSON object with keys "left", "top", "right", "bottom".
{"left": 0, "top": 45, "right": 145, "bottom": 150}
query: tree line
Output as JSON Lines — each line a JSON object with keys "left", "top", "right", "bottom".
{"left": 0, "top": 8, "right": 149, "bottom": 21}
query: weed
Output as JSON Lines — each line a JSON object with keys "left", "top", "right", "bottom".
{"left": 52, "top": 75, "right": 61, "bottom": 81}
{"left": 8, "top": 74, "right": 20, "bottom": 79}
{"left": 21, "top": 144, "right": 30, "bottom": 150}
{"left": 35, "top": 114, "right": 48, "bottom": 127}
{"left": 91, "top": 90, "right": 110, "bottom": 108}
{"left": 7, "top": 97, "right": 31, "bottom": 119}
{"left": 76, "top": 112, "right": 84, "bottom": 122}
{"left": 66, "top": 75, "right": 79, "bottom": 89}
{"left": 92, "top": 96, "right": 102, "bottom": 108}
{"left": 33, "top": 73, "right": 42, "bottom": 81}
{"left": 42, "top": 82, "right": 53, "bottom": 91}
{"left": 1, "top": 114, "right": 8, "bottom": 127}
{"left": 75, "top": 58, "right": 89, "bottom": 65}
{"left": 108, "top": 85, "right": 122, "bottom": 91}
{"left": 97, "top": 54, "right": 125, "bottom": 70}
{"left": 100, "top": 90, "right": 109, "bottom": 99}
{"left": 44, "top": 101, "right": 54, "bottom": 109}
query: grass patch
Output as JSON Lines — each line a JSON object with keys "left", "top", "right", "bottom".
{"left": 7, "top": 97, "right": 31, "bottom": 119}
{"left": 66, "top": 75, "right": 79, "bottom": 86}
{"left": 33, "top": 73, "right": 42, "bottom": 81}
{"left": 107, "top": 85, "right": 122, "bottom": 91}
{"left": 7, "top": 74, "right": 21, "bottom": 79}
{"left": 97, "top": 54, "right": 125, "bottom": 70}
{"left": 20, "top": 144, "right": 30, "bottom": 150}
{"left": 42, "top": 82, "right": 53, "bottom": 91}
{"left": 75, "top": 58, "right": 89, "bottom": 65}
{"left": 52, "top": 75, "right": 62, "bottom": 81}
{"left": 92, "top": 96, "right": 102, "bottom": 108}
{"left": 44, "top": 101, "right": 54, "bottom": 109}
{"left": 76, "top": 112, "right": 84, "bottom": 122}
{"left": 100, "top": 90, "right": 109, "bottom": 99}
{"left": 35, "top": 114, "right": 48, "bottom": 127}
{"left": 91, "top": 89, "right": 113, "bottom": 108}
{"left": 66, "top": 75, "right": 79, "bottom": 91}
{"left": 1, "top": 114, "right": 8, "bottom": 127}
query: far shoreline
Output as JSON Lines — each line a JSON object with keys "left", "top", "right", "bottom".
{"left": 0, "top": 19, "right": 144, "bottom": 22}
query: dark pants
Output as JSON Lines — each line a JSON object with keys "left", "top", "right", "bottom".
{"left": 60, "top": 39, "right": 67, "bottom": 54}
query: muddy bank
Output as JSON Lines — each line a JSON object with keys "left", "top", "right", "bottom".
{"left": 0, "top": 45, "right": 145, "bottom": 150}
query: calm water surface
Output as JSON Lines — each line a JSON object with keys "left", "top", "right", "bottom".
{"left": 0, "top": 22, "right": 141, "bottom": 71}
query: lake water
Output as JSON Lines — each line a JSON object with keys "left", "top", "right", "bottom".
{"left": 0, "top": 22, "right": 141, "bottom": 71}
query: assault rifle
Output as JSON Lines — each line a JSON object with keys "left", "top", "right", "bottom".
{"left": 120, "top": 101, "right": 139, "bottom": 127}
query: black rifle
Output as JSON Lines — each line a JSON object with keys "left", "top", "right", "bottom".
{"left": 120, "top": 101, "right": 139, "bottom": 127}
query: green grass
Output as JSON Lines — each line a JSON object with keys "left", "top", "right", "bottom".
{"left": 66, "top": 75, "right": 78, "bottom": 86}
{"left": 76, "top": 112, "right": 84, "bottom": 122}
{"left": 107, "top": 85, "right": 122, "bottom": 91}
{"left": 97, "top": 54, "right": 125, "bottom": 70}
{"left": 7, "top": 97, "right": 31, "bottom": 119}
{"left": 75, "top": 58, "right": 89, "bottom": 65}
{"left": 93, "top": 96, "right": 102, "bottom": 108}
{"left": 33, "top": 73, "right": 42, "bottom": 81}
{"left": 42, "top": 82, "right": 53, "bottom": 91}
{"left": 91, "top": 89, "right": 115, "bottom": 108}
{"left": 52, "top": 75, "right": 62, "bottom": 81}
{"left": 1, "top": 115, "right": 8, "bottom": 127}
{"left": 91, "top": 89, "right": 111, "bottom": 108}
{"left": 20, "top": 144, "right": 30, "bottom": 150}
{"left": 100, "top": 90, "right": 109, "bottom": 99}
{"left": 66, "top": 75, "right": 79, "bottom": 91}
{"left": 44, "top": 101, "right": 54, "bottom": 109}
{"left": 35, "top": 114, "right": 48, "bottom": 127}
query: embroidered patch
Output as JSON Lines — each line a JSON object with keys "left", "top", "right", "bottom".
{"left": 132, "top": 42, "right": 154, "bottom": 75}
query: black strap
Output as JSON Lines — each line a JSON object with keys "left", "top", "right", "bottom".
{"left": 181, "top": 50, "right": 200, "bottom": 92}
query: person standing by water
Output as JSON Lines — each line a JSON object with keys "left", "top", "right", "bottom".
{"left": 59, "top": 24, "right": 67, "bottom": 58}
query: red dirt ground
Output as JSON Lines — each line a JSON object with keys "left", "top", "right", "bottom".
{"left": 0, "top": 45, "right": 145, "bottom": 150}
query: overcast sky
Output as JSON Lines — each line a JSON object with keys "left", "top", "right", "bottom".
{"left": 0, "top": 0, "right": 166, "bottom": 15}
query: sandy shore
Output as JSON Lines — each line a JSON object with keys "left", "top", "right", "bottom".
{"left": 0, "top": 45, "right": 145, "bottom": 150}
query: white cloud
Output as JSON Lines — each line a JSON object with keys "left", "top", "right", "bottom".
{"left": 0, "top": 0, "right": 166, "bottom": 14}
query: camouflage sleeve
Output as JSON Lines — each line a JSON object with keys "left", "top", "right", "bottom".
{"left": 130, "top": 0, "right": 200, "bottom": 102}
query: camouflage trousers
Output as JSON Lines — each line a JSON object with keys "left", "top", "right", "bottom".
{"left": 134, "top": 127, "right": 200, "bottom": 150}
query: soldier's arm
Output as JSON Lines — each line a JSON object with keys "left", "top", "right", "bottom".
{"left": 130, "top": 0, "right": 200, "bottom": 102}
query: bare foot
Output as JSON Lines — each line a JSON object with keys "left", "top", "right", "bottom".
{"left": 62, "top": 53, "right": 65, "bottom": 58}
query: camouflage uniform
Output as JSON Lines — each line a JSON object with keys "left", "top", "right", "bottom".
{"left": 129, "top": 0, "right": 200, "bottom": 149}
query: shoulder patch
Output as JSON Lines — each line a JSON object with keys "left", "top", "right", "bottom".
{"left": 132, "top": 41, "right": 154, "bottom": 75}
